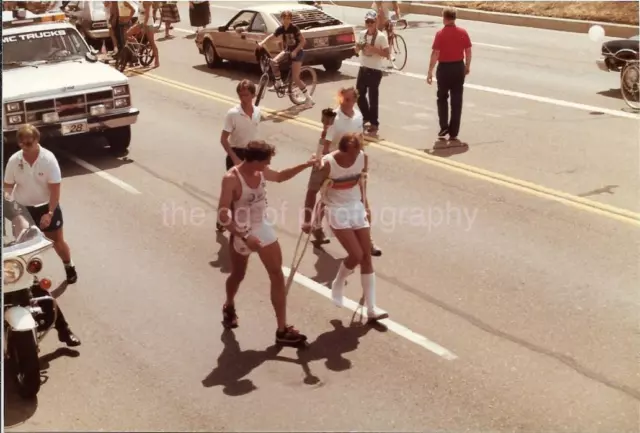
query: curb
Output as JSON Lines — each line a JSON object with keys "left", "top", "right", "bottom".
{"left": 333, "top": 1, "right": 638, "bottom": 38}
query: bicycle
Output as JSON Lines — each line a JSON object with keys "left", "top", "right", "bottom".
{"left": 386, "top": 18, "right": 408, "bottom": 70}
{"left": 114, "top": 32, "right": 155, "bottom": 72}
{"left": 611, "top": 49, "right": 640, "bottom": 110}
{"left": 254, "top": 45, "right": 318, "bottom": 107}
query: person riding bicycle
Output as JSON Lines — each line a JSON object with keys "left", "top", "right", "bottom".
{"left": 257, "top": 10, "right": 314, "bottom": 107}
{"left": 126, "top": 1, "right": 160, "bottom": 68}
{"left": 373, "top": 1, "right": 400, "bottom": 38}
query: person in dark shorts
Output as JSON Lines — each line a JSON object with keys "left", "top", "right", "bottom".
{"left": 3, "top": 195, "right": 81, "bottom": 347}
{"left": 3, "top": 124, "right": 78, "bottom": 285}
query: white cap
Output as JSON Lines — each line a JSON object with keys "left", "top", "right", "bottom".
{"left": 365, "top": 10, "right": 377, "bottom": 20}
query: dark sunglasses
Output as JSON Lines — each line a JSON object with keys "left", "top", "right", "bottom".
{"left": 366, "top": 19, "right": 376, "bottom": 24}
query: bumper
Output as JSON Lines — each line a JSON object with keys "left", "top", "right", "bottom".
{"left": 303, "top": 47, "right": 357, "bottom": 66}
{"left": 3, "top": 108, "right": 139, "bottom": 145}
{"left": 86, "top": 29, "right": 110, "bottom": 40}
{"left": 596, "top": 58, "right": 610, "bottom": 72}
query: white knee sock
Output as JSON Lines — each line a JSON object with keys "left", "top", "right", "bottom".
{"left": 331, "top": 261, "right": 354, "bottom": 307}
{"left": 361, "top": 273, "right": 377, "bottom": 316}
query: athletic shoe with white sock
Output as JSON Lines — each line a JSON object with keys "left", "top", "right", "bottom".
{"left": 362, "top": 273, "right": 388, "bottom": 321}
{"left": 331, "top": 261, "right": 354, "bottom": 307}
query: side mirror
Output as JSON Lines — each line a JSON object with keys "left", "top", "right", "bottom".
{"left": 85, "top": 51, "right": 97, "bottom": 63}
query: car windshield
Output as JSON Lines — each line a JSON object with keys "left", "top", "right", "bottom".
{"left": 2, "top": 27, "right": 88, "bottom": 69}
{"left": 3, "top": 197, "right": 41, "bottom": 249}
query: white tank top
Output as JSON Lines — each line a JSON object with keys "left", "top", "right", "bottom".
{"left": 232, "top": 167, "right": 268, "bottom": 229}
{"left": 322, "top": 151, "right": 365, "bottom": 208}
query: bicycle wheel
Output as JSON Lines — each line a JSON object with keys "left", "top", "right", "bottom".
{"left": 390, "top": 33, "right": 407, "bottom": 71}
{"left": 255, "top": 73, "right": 270, "bottom": 106}
{"left": 139, "top": 43, "right": 155, "bottom": 67}
{"left": 115, "top": 46, "right": 132, "bottom": 72}
{"left": 288, "top": 66, "right": 317, "bottom": 105}
{"left": 621, "top": 62, "right": 640, "bottom": 110}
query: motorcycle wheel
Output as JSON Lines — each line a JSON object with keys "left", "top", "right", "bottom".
{"left": 8, "top": 330, "right": 41, "bottom": 399}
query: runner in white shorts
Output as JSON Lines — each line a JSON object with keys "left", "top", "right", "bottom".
{"left": 217, "top": 139, "right": 317, "bottom": 346}
{"left": 317, "top": 132, "right": 388, "bottom": 322}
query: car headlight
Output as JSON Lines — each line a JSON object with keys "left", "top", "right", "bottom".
{"left": 114, "top": 98, "right": 130, "bottom": 108}
{"left": 5, "top": 102, "right": 23, "bottom": 113}
{"left": 113, "top": 85, "right": 129, "bottom": 97}
{"left": 7, "top": 114, "right": 24, "bottom": 125}
{"left": 4, "top": 260, "right": 24, "bottom": 283}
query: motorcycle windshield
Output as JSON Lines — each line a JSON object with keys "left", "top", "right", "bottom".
{"left": 3, "top": 197, "right": 41, "bottom": 249}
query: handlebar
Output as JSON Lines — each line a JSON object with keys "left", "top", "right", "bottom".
{"left": 605, "top": 48, "right": 639, "bottom": 63}
{"left": 390, "top": 18, "right": 407, "bottom": 30}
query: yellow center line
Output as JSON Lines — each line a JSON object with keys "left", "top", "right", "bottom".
{"left": 132, "top": 70, "right": 640, "bottom": 228}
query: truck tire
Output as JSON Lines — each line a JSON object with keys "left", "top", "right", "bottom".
{"left": 8, "top": 330, "right": 41, "bottom": 399}
{"left": 104, "top": 126, "right": 132, "bottom": 156}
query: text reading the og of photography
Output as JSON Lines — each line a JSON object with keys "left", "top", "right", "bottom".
{"left": 160, "top": 201, "right": 479, "bottom": 233}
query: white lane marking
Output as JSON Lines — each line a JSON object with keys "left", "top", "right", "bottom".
{"left": 60, "top": 153, "right": 142, "bottom": 195}
{"left": 342, "top": 61, "right": 640, "bottom": 120}
{"left": 282, "top": 266, "right": 458, "bottom": 360}
{"left": 473, "top": 42, "right": 516, "bottom": 50}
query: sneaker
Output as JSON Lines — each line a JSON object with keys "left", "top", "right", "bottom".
{"left": 275, "top": 325, "right": 307, "bottom": 345}
{"left": 366, "top": 125, "right": 379, "bottom": 136}
{"left": 438, "top": 128, "right": 449, "bottom": 138}
{"left": 371, "top": 243, "right": 382, "bottom": 257}
{"left": 58, "top": 328, "right": 81, "bottom": 347}
{"left": 222, "top": 304, "right": 238, "bottom": 329}
{"left": 65, "top": 265, "right": 78, "bottom": 284}
{"left": 303, "top": 97, "right": 315, "bottom": 108}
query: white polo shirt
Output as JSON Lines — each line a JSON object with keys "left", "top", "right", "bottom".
{"left": 324, "top": 107, "right": 364, "bottom": 152}
{"left": 358, "top": 29, "right": 389, "bottom": 71}
{"left": 4, "top": 147, "right": 62, "bottom": 207}
{"left": 222, "top": 104, "right": 261, "bottom": 149}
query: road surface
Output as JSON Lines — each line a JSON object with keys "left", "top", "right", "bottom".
{"left": 5, "top": 3, "right": 639, "bottom": 432}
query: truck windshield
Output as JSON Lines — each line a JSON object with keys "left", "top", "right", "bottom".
{"left": 2, "top": 27, "right": 89, "bottom": 68}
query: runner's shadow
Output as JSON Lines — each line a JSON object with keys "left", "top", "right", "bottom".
{"left": 202, "top": 330, "right": 282, "bottom": 396}
{"left": 273, "top": 319, "right": 373, "bottom": 385}
{"left": 310, "top": 245, "right": 341, "bottom": 285}
{"left": 261, "top": 104, "right": 309, "bottom": 124}
{"left": 209, "top": 232, "right": 231, "bottom": 274}
{"left": 425, "top": 139, "right": 469, "bottom": 158}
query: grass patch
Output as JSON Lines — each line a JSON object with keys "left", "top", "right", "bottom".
{"left": 432, "top": 2, "right": 639, "bottom": 25}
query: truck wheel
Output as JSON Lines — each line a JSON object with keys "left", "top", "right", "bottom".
{"left": 104, "top": 126, "right": 132, "bottom": 156}
{"left": 204, "top": 40, "right": 223, "bottom": 68}
{"left": 323, "top": 60, "right": 342, "bottom": 73}
{"left": 8, "top": 330, "right": 41, "bottom": 399}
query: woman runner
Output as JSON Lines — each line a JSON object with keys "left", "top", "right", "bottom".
{"left": 317, "top": 133, "right": 388, "bottom": 322}
{"left": 217, "top": 140, "right": 317, "bottom": 346}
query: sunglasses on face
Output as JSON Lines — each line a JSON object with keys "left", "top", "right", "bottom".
{"left": 365, "top": 19, "right": 376, "bottom": 24}
{"left": 19, "top": 139, "right": 34, "bottom": 146}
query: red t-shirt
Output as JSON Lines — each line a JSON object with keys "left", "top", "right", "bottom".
{"left": 432, "top": 25, "right": 472, "bottom": 63}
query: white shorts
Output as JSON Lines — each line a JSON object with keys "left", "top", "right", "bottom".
{"left": 325, "top": 202, "right": 369, "bottom": 231}
{"left": 233, "top": 220, "right": 278, "bottom": 255}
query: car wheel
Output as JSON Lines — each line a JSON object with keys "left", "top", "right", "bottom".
{"left": 323, "top": 60, "right": 342, "bottom": 73}
{"left": 204, "top": 40, "right": 222, "bottom": 68}
{"left": 104, "top": 126, "right": 131, "bottom": 156}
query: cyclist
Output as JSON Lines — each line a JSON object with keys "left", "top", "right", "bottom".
{"left": 373, "top": 0, "right": 400, "bottom": 65}
{"left": 127, "top": 1, "right": 160, "bottom": 68}
{"left": 257, "top": 10, "right": 314, "bottom": 107}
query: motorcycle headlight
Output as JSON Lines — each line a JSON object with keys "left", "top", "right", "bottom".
{"left": 3, "top": 260, "right": 24, "bottom": 283}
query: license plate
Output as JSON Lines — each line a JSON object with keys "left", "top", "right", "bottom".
{"left": 61, "top": 120, "right": 88, "bottom": 135}
{"left": 313, "top": 37, "right": 329, "bottom": 48}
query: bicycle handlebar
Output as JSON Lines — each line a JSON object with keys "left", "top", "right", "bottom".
{"left": 605, "top": 48, "right": 639, "bottom": 63}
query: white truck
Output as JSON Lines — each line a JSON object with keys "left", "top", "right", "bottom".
{"left": 2, "top": 9, "right": 139, "bottom": 156}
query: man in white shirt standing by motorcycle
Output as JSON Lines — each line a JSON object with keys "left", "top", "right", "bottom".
{"left": 4, "top": 124, "right": 78, "bottom": 286}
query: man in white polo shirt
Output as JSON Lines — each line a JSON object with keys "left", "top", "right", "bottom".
{"left": 302, "top": 85, "right": 382, "bottom": 256}
{"left": 219, "top": 79, "right": 261, "bottom": 231}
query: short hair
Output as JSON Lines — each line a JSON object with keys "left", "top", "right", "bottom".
{"left": 337, "top": 85, "right": 358, "bottom": 104}
{"left": 16, "top": 124, "right": 40, "bottom": 143}
{"left": 280, "top": 10, "right": 292, "bottom": 18}
{"left": 443, "top": 7, "right": 457, "bottom": 21}
{"left": 245, "top": 140, "right": 276, "bottom": 162}
{"left": 236, "top": 79, "right": 256, "bottom": 96}
{"left": 338, "top": 132, "right": 362, "bottom": 152}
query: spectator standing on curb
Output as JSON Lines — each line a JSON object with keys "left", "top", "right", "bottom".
{"left": 189, "top": 1, "right": 210, "bottom": 31}
{"left": 218, "top": 80, "right": 261, "bottom": 231}
{"left": 355, "top": 10, "right": 389, "bottom": 137}
{"left": 426, "top": 7, "right": 472, "bottom": 141}
{"left": 161, "top": 1, "right": 181, "bottom": 38}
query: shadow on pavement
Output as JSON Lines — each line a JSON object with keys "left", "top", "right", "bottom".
{"left": 597, "top": 88, "right": 623, "bottom": 100}
{"left": 209, "top": 232, "right": 231, "bottom": 274}
{"left": 272, "top": 319, "right": 381, "bottom": 385}
{"left": 202, "top": 329, "right": 282, "bottom": 396}
{"left": 192, "top": 63, "right": 356, "bottom": 86}
{"left": 425, "top": 139, "right": 469, "bottom": 158}
{"left": 309, "top": 245, "right": 341, "bottom": 285}
{"left": 261, "top": 104, "right": 311, "bottom": 124}
{"left": 4, "top": 347, "right": 79, "bottom": 428}
{"left": 51, "top": 138, "right": 134, "bottom": 179}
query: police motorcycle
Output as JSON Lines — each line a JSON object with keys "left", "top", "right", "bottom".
{"left": 3, "top": 197, "right": 59, "bottom": 398}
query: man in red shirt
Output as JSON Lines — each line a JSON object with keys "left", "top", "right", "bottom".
{"left": 426, "top": 8, "right": 472, "bottom": 141}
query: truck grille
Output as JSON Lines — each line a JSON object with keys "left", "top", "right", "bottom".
{"left": 25, "top": 90, "right": 113, "bottom": 123}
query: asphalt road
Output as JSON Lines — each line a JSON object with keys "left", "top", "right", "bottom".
{"left": 4, "top": 3, "right": 640, "bottom": 432}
